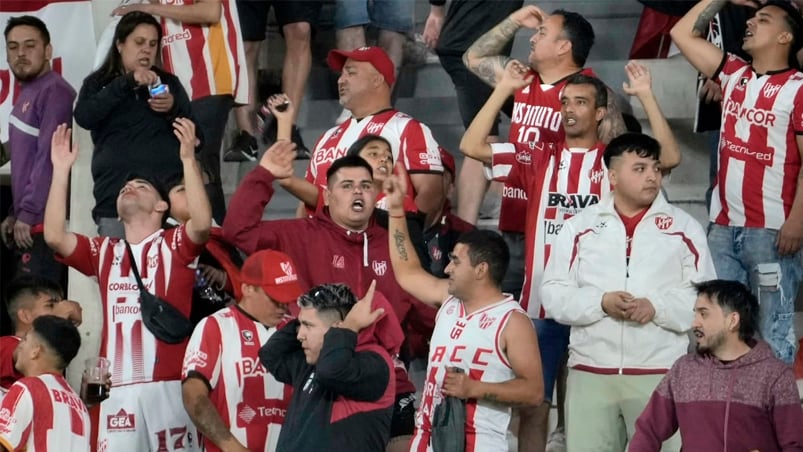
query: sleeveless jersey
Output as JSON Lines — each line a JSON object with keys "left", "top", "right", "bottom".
{"left": 410, "top": 295, "right": 524, "bottom": 452}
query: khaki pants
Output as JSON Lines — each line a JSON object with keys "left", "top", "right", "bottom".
{"left": 565, "top": 368, "right": 680, "bottom": 452}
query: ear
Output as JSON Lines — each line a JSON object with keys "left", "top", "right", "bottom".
{"left": 778, "top": 30, "right": 794, "bottom": 46}
{"left": 608, "top": 167, "right": 618, "bottom": 186}
{"left": 595, "top": 106, "right": 607, "bottom": 123}
{"left": 727, "top": 311, "right": 741, "bottom": 332}
{"left": 17, "top": 308, "right": 33, "bottom": 326}
{"left": 323, "top": 187, "right": 332, "bottom": 207}
{"left": 475, "top": 261, "right": 489, "bottom": 280}
{"left": 154, "top": 200, "right": 169, "bottom": 214}
{"left": 116, "top": 40, "right": 123, "bottom": 55}
{"left": 45, "top": 43, "right": 53, "bottom": 61}
{"left": 557, "top": 39, "right": 573, "bottom": 59}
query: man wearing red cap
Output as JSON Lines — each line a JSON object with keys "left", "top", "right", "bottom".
{"left": 182, "top": 249, "right": 303, "bottom": 452}
{"left": 303, "top": 46, "right": 446, "bottom": 227}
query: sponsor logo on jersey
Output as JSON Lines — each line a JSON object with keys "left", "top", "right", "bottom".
{"left": 237, "top": 357, "right": 267, "bottom": 378}
{"left": 516, "top": 151, "right": 532, "bottom": 165}
{"left": 502, "top": 186, "right": 528, "bottom": 201}
{"left": 0, "top": 407, "right": 16, "bottom": 435}
{"left": 654, "top": 215, "right": 674, "bottom": 230}
{"left": 242, "top": 330, "right": 254, "bottom": 344}
{"left": 183, "top": 349, "right": 209, "bottom": 373}
{"left": 547, "top": 193, "right": 600, "bottom": 211}
{"left": 720, "top": 137, "right": 774, "bottom": 163}
{"left": 162, "top": 29, "right": 192, "bottom": 46}
{"left": 107, "top": 409, "right": 136, "bottom": 432}
{"left": 724, "top": 99, "right": 777, "bottom": 127}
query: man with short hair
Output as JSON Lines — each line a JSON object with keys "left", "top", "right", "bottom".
{"left": 385, "top": 174, "right": 543, "bottom": 452}
{"left": 542, "top": 133, "right": 716, "bottom": 451}
{"left": 224, "top": 146, "right": 422, "bottom": 446}
{"left": 1, "top": 275, "right": 82, "bottom": 394}
{"left": 0, "top": 315, "right": 90, "bottom": 451}
{"left": 672, "top": 0, "right": 803, "bottom": 365}
{"left": 182, "top": 249, "right": 303, "bottom": 452}
{"left": 630, "top": 279, "right": 803, "bottom": 451}
{"left": 1, "top": 15, "right": 76, "bottom": 282}
{"left": 305, "top": 46, "right": 445, "bottom": 226}
{"left": 259, "top": 281, "right": 400, "bottom": 451}
{"left": 44, "top": 118, "right": 211, "bottom": 451}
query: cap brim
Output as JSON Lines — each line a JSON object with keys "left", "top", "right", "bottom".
{"left": 264, "top": 282, "right": 304, "bottom": 304}
{"left": 327, "top": 49, "right": 351, "bottom": 73}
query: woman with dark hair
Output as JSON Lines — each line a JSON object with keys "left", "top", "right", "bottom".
{"left": 74, "top": 11, "right": 197, "bottom": 237}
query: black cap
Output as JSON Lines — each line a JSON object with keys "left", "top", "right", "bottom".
{"left": 124, "top": 173, "right": 171, "bottom": 204}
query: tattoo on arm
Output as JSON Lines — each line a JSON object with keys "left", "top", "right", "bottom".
{"left": 464, "top": 17, "right": 521, "bottom": 84}
{"left": 393, "top": 230, "right": 409, "bottom": 261}
{"left": 481, "top": 392, "right": 530, "bottom": 407}
{"left": 189, "top": 393, "right": 235, "bottom": 445}
{"left": 599, "top": 88, "right": 627, "bottom": 144}
{"left": 692, "top": 0, "right": 728, "bottom": 37}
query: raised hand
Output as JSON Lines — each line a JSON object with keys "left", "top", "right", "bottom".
{"left": 267, "top": 93, "right": 295, "bottom": 121}
{"left": 622, "top": 61, "right": 653, "bottom": 98}
{"left": 173, "top": 117, "right": 198, "bottom": 160}
{"left": 510, "top": 5, "right": 547, "bottom": 29}
{"left": 50, "top": 124, "right": 79, "bottom": 172}
{"left": 340, "top": 280, "right": 385, "bottom": 333}
{"left": 259, "top": 140, "right": 297, "bottom": 179}
{"left": 499, "top": 59, "right": 534, "bottom": 94}
{"left": 132, "top": 68, "right": 158, "bottom": 86}
{"left": 382, "top": 162, "right": 409, "bottom": 213}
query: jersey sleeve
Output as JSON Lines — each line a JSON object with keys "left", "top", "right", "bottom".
{"left": 164, "top": 224, "right": 205, "bottom": 266}
{"left": 0, "top": 381, "right": 33, "bottom": 450}
{"left": 182, "top": 316, "right": 223, "bottom": 388}
{"left": 55, "top": 234, "right": 102, "bottom": 277}
{"left": 486, "top": 143, "right": 518, "bottom": 182}
{"left": 397, "top": 120, "right": 444, "bottom": 174}
{"left": 714, "top": 53, "right": 747, "bottom": 87}
{"left": 0, "top": 338, "right": 21, "bottom": 391}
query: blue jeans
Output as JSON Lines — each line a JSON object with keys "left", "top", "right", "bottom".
{"left": 707, "top": 224, "right": 801, "bottom": 363}
{"left": 334, "top": 0, "right": 413, "bottom": 32}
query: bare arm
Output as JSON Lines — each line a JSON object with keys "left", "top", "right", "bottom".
{"left": 115, "top": 0, "right": 221, "bottom": 24}
{"left": 623, "top": 61, "right": 681, "bottom": 170}
{"left": 598, "top": 88, "right": 628, "bottom": 145}
{"left": 442, "top": 312, "right": 543, "bottom": 406}
{"left": 174, "top": 119, "right": 212, "bottom": 245}
{"left": 385, "top": 175, "right": 449, "bottom": 306}
{"left": 670, "top": 0, "right": 730, "bottom": 79}
{"left": 775, "top": 136, "right": 803, "bottom": 255}
{"left": 462, "top": 5, "right": 545, "bottom": 86}
{"left": 182, "top": 378, "right": 248, "bottom": 452}
{"left": 43, "top": 125, "right": 78, "bottom": 257}
{"left": 278, "top": 176, "right": 320, "bottom": 209}
{"left": 410, "top": 173, "right": 445, "bottom": 227}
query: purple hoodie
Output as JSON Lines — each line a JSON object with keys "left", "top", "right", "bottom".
{"left": 630, "top": 340, "right": 803, "bottom": 451}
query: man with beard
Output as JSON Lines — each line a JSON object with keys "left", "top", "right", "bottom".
{"left": 630, "top": 280, "right": 803, "bottom": 450}
{"left": 1, "top": 16, "right": 75, "bottom": 282}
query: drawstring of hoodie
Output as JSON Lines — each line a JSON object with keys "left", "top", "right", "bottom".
{"left": 723, "top": 367, "right": 735, "bottom": 452}
{"left": 362, "top": 231, "right": 368, "bottom": 267}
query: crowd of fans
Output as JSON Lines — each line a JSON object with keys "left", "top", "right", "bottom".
{"left": 1, "top": 0, "right": 803, "bottom": 451}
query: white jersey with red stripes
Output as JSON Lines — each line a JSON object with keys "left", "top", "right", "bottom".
{"left": 488, "top": 141, "right": 609, "bottom": 318}
{"left": 500, "top": 68, "right": 597, "bottom": 233}
{"left": 58, "top": 226, "right": 203, "bottom": 386}
{"left": 305, "top": 109, "right": 443, "bottom": 192}
{"left": 182, "top": 306, "right": 290, "bottom": 452}
{"left": 159, "top": 0, "right": 249, "bottom": 103}
{"left": 410, "top": 295, "right": 524, "bottom": 452}
{"left": 712, "top": 54, "right": 803, "bottom": 229}
{"left": 0, "top": 373, "right": 91, "bottom": 452}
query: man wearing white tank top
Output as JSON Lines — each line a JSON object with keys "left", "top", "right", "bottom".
{"left": 385, "top": 173, "right": 543, "bottom": 452}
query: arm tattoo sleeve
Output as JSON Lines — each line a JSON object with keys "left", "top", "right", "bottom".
{"left": 692, "top": 0, "right": 728, "bottom": 37}
{"left": 393, "top": 229, "right": 409, "bottom": 261}
{"left": 464, "top": 17, "right": 521, "bottom": 84}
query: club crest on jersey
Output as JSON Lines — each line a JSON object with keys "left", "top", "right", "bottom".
{"left": 478, "top": 313, "right": 496, "bottom": 330}
{"left": 589, "top": 169, "right": 605, "bottom": 184}
{"left": 107, "top": 409, "right": 136, "bottom": 432}
{"left": 366, "top": 122, "right": 385, "bottom": 134}
{"left": 763, "top": 83, "right": 781, "bottom": 98}
{"left": 655, "top": 215, "right": 674, "bottom": 230}
{"left": 242, "top": 330, "right": 254, "bottom": 344}
{"left": 332, "top": 255, "right": 345, "bottom": 269}
{"left": 372, "top": 260, "right": 387, "bottom": 276}
{"left": 430, "top": 245, "right": 442, "bottom": 262}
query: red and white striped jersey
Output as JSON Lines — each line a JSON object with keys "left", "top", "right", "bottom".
{"left": 0, "top": 373, "right": 90, "bottom": 452}
{"left": 182, "top": 306, "right": 291, "bottom": 452}
{"left": 305, "top": 109, "right": 443, "bottom": 193}
{"left": 159, "top": 0, "right": 249, "bottom": 103}
{"left": 58, "top": 226, "right": 203, "bottom": 386}
{"left": 489, "top": 141, "right": 609, "bottom": 318}
{"left": 410, "top": 295, "right": 524, "bottom": 452}
{"left": 712, "top": 54, "right": 803, "bottom": 229}
{"left": 500, "top": 68, "right": 597, "bottom": 232}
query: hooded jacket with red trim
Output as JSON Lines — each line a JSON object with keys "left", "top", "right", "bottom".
{"left": 224, "top": 165, "right": 420, "bottom": 393}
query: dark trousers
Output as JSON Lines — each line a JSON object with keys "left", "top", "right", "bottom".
{"left": 191, "top": 95, "right": 234, "bottom": 224}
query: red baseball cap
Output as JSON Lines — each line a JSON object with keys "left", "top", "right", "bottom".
{"left": 327, "top": 46, "right": 396, "bottom": 87}
{"left": 240, "top": 250, "right": 304, "bottom": 303}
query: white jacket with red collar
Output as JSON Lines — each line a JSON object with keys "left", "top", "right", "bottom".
{"left": 541, "top": 192, "right": 717, "bottom": 373}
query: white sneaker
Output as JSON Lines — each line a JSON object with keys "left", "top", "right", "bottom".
{"left": 545, "top": 427, "right": 566, "bottom": 452}
{"left": 335, "top": 108, "right": 351, "bottom": 125}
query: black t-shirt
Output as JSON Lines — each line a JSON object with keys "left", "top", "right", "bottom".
{"left": 434, "top": 0, "right": 523, "bottom": 56}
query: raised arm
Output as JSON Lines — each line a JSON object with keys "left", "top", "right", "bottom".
{"left": 442, "top": 311, "right": 543, "bottom": 407}
{"left": 174, "top": 118, "right": 211, "bottom": 245}
{"left": 463, "top": 5, "right": 545, "bottom": 86}
{"left": 43, "top": 124, "right": 78, "bottom": 257}
{"left": 460, "top": 61, "right": 533, "bottom": 164}
{"left": 384, "top": 173, "right": 449, "bottom": 307}
{"left": 113, "top": 0, "right": 221, "bottom": 24}
{"left": 670, "top": 0, "right": 733, "bottom": 78}
{"left": 622, "top": 61, "right": 681, "bottom": 171}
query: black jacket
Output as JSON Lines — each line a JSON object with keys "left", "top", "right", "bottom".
{"left": 74, "top": 67, "right": 196, "bottom": 220}
{"left": 260, "top": 320, "right": 395, "bottom": 452}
